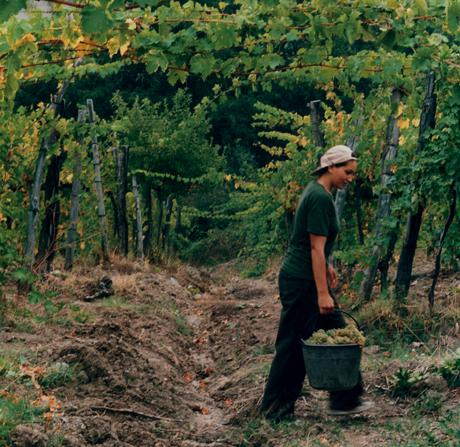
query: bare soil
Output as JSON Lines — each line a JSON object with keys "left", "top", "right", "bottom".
{"left": 1, "top": 258, "right": 460, "bottom": 446}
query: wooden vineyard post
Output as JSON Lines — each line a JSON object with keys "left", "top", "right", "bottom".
{"left": 163, "top": 197, "right": 173, "bottom": 259}
{"left": 24, "top": 58, "right": 83, "bottom": 270}
{"left": 428, "top": 184, "right": 457, "bottom": 308}
{"left": 111, "top": 146, "right": 121, "bottom": 239}
{"left": 354, "top": 178, "right": 365, "bottom": 245}
{"left": 87, "top": 99, "right": 110, "bottom": 262}
{"left": 119, "top": 145, "right": 130, "bottom": 256}
{"left": 359, "top": 88, "right": 403, "bottom": 301}
{"left": 36, "top": 100, "right": 66, "bottom": 272}
{"left": 144, "top": 187, "right": 153, "bottom": 258}
{"left": 173, "top": 204, "right": 182, "bottom": 254}
{"left": 286, "top": 100, "right": 326, "bottom": 249}
{"left": 309, "top": 100, "right": 326, "bottom": 149}
{"left": 334, "top": 115, "right": 364, "bottom": 224}
{"left": 64, "top": 109, "right": 86, "bottom": 270}
{"left": 132, "top": 174, "right": 144, "bottom": 262}
{"left": 330, "top": 114, "right": 364, "bottom": 266}
{"left": 395, "top": 72, "right": 437, "bottom": 300}
{"left": 155, "top": 187, "right": 163, "bottom": 252}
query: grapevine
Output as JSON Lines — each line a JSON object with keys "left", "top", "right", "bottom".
{"left": 305, "top": 325, "right": 365, "bottom": 348}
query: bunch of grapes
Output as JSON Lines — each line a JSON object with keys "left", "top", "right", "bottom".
{"left": 305, "top": 324, "right": 366, "bottom": 347}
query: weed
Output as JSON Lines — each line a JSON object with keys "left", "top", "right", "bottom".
{"left": 410, "top": 391, "right": 443, "bottom": 416}
{"left": 252, "top": 340, "right": 275, "bottom": 356}
{"left": 389, "top": 367, "right": 428, "bottom": 397}
{"left": 38, "top": 363, "right": 77, "bottom": 389}
{"left": 52, "top": 316, "right": 72, "bottom": 326}
{"left": 73, "top": 309, "right": 95, "bottom": 324}
{"left": 173, "top": 312, "right": 192, "bottom": 336}
{"left": 13, "top": 322, "right": 36, "bottom": 334}
{"left": 433, "top": 348, "right": 460, "bottom": 388}
{"left": 0, "top": 394, "right": 46, "bottom": 444}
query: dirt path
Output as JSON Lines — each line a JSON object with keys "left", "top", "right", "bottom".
{"left": 1, "top": 262, "right": 460, "bottom": 446}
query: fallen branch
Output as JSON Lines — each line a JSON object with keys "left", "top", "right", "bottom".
{"left": 92, "top": 406, "right": 184, "bottom": 422}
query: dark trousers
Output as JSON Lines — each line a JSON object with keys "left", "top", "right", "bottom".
{"left": 259, "top": 269, "right": 363, "bottom": 420}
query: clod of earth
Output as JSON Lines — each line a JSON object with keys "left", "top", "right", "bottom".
{"left": 9, "top": 425, "right": 49, "bottom": 447}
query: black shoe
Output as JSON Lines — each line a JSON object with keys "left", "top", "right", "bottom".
{"left": 328, "top": 401, "right": 374, "bottom": 416}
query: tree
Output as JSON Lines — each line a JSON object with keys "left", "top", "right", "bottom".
{"left": 110, "top": 89, "right": 223, "bottom": 256}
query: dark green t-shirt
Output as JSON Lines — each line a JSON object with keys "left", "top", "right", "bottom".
{"left": 281, "top": 180, "right": 339, "bottom": 280}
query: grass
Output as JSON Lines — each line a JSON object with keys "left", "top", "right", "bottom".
{"left": 38, "top": 363, "right": 78, "bottom": 389}
{"left": 0, "top": 394, "right": 46, "bottom": 445}
{"left": 380, "top": 410, "right": 460, "bottom": 446}
{"left": 221, "top": 406, "right": 460, "bottom": 447}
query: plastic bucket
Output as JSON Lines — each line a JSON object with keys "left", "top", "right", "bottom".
{"left": 300, "top": 310, "right": 362, "bottom": 391}
{"left": 301, "top": 342, "right": 361, "bottom": 391}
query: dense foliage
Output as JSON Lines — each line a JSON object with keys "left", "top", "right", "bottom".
{"left": 0, "top": 0, "right": 459, "bottom": 305}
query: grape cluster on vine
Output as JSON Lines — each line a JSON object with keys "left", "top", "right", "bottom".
{"left": 305, "top": 325, "right": 365, "bottom": 347}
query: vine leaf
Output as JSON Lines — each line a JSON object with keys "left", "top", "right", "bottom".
{"left": 447, "top": 2, "right": 460, "bottom": 34}
{"left": 0, "top": 0, "right": 27, "bottom": 24}
{"left": 81, "top": 6, "right": 113, "bottom": 35}
{"left": 4, "top": 74, "right": 18, "bottom": 100}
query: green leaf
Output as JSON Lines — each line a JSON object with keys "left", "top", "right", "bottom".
{"left": 81, "top": 6, "right": 114, "bottom": 35}
{"left": 377, "top": 29, "right": 396, "bottom": 50}
{"left": 167, "top": 67, "right": 188, "bottom": 85}
{"left": 212, "top": 24, "right": 238, "bottom": 50}
{"left": 44, "top": 299, "right": 55, "bottom": 312}
{"left": 0, "top": 0, "right": 27, "bottom": 24}
{"left": 447, "top": 2, "right": 460, "bottom": 34}
{"left": 414, "top": 0, "right": 427, "bottom": 13}
{"left": 137, "top": 0, "right": 158, "bottom": 6}
{"left": 28, "top": 290, "right": 45, "bottom": 304}
{"left": 109, "top": 0, "right": 126, "bottom": 9}
{"left": 12, "top": 267, "right": 29, "bottom": 283}
{"left": 70, "top": 304, "right": 81, "bottom": 312}
{"left": 190, "top": 53, "right": 216, "bottom": 80}
{"left": 4, "top": 74, "right": 18, "bottom": 100}
{"left": 427, "top": 33, "right": 448, "bottom": 47}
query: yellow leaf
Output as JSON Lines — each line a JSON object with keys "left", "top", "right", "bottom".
{"left": 107, "top": 37, "right": 120, "bottom": 58}
{"left": 120, "top": 42, "right": 130, "bottom": 56}
{"left": 81, "top": 242, "right": 85, "bottom": 249}
{"left": 22, "top": 33, "right": 36, "bottom": 43}
{"left": 397, "top": 118, "right": 410, "bottom": 129}
{"left": 412, "top": 118, "right": 420, "bottom": 127}
{"left": 62, "top": 34, "right": 83, "bottom": 50}
{"left": 66, "top": 174, "right": 73, "bottom": 183}
{"left": 300, "top": 136, "right": 307, "bottom": 147}
{"left": 218, "top": 2, "right": 226, "bottom": 9}
{"left": 224, "top": 174, "right": 231, "bottom": 181}
{"left": 76, "top": 39, "right": 98, "bottom": 58}
{"left": 398, "top": 135, "right": 406, "bottom": 145}
{"left": 235, "top": 183, "right": 240, "bottom": 189}
{"left": 126, "top": 18, "right": 137, "bottom": 30}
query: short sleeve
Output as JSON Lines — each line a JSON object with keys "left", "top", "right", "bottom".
{"left": 305, "top": 195, "right": 333, "bottom": 236}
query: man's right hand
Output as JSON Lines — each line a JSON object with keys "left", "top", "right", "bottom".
{"left": 318, "top": 293, "right": 335, "bottom": 314}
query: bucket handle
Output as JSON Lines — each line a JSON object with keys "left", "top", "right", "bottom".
{"left": 304, "top": 309, "right": 360, "bottom": 335}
